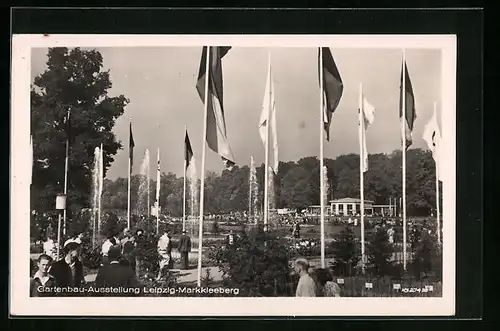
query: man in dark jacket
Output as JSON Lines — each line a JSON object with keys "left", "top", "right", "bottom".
{"left": 94, "top": 245, "right": 139, "bottom": 296}
{"left": 178, "top": 230, "right": 191, "bottom": 270}
{"left": 49, "top": 242, "right": 84, "bottom": 296}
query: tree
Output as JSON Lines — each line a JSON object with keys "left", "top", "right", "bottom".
{"left": 94, "top": 148, "right": 439, "bottom": 218}
{"left": 280, "top": 166, "right": 313, "bottom": 210}
{"left": 367, "top": 226, "right": 393, "bottom": 277}
{"left": 330, "top": 227, "right": 360, "bottom": 276}
{"left": 31, "top": 47, "right": 128, "bottom": 218}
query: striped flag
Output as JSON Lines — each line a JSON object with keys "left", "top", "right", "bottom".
{"left": 258, "top": 56, "right": 279, "bottom": 174}
{"left": 319, "top": 47, "right": 344, "bottom": 141}
{"left": 196, "top": 46, "right": 235, "bottom": 169}
{"left": 399, "top": 61, "right": 417, "bottom": 149}
{"left": 359, "top": 96, "right": 375, "bottom": 172}
{"left": 423, "top": 106, "right": 443, "bottom": 181}
{"left": 185, "top": 129, "right": 194, "bottom": 170}
{"left": 129, "top": 122, "right": 135, "bottom": 171}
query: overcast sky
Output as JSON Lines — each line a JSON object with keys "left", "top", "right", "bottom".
{"left": 31, "top": 47, "right": 441, "bottom": 180}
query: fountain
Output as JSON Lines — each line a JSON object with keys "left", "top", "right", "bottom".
{"left": 187, "top": 158, "right": 198, "bottom": 237}
{"left": 248, "top": 156, "right": 259, "bottom": 224}
{"left": 137, "top": 149, "right": 150, "bottom": 216}
{"left": 268, "top": 166, "right": 276, "bottom": 225}
{"left": 323, "top": 165, "right": 329, "bottom": 212}
{"left": 91, "top": 147, "right": 100, "bottom": 244}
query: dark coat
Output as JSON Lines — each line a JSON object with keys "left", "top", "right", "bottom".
{"left": 49, "top": 259, "right": 84, "bottom": 290}
{"left": 30, "top": 275, "right": 56, "bottom": 297}
{"left": 94, "top": 262, "right": 139, "bottom": 296}
{"left": 178, "top": 234, "right": 191, "bottom": 253}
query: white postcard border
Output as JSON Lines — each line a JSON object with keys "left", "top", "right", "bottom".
{"left": 10, "top": 34, "right": 456, "bottom": 316}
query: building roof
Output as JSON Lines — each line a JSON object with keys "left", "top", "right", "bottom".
{"left": 329, "top": 197, "right": 374, "bottom": 204}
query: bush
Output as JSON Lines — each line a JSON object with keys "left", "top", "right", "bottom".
{"left": 367, "top": 226, "right": 393, "bottom": 277}
{"left": 134, "top": 232, "right": 162, "bottom": 278}
{"left": 330, "top": 227, "right": 360, "bottom": 277}
{"left": 211, "top": 227, "right": 292, "bottom": 297}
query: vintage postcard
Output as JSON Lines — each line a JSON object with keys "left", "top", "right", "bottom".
{"left": 11, "top": 34, "right": 456, "bottom": 316}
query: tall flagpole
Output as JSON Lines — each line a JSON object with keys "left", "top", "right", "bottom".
{"left": 197, "top": 46, "right": 210, "bottom": 287}
{"left": 98, "top": 143, "right": 103, "bottom": 236}
{"left": 127, "top": 119, "right": 132, "bottom": 230}
{"left": 402, "top": 50, "right": 408, "bottom": 270}
{"left": 434, "top": 102, "right": 441, "bottom": 245}
{"left": 183, "top": 127, "right": 187, "bottom": 232}
{"left": 358, "top": 82, "right": 366, "bottom": 273}
{"left": 319, "top": 48, "right": 326, "bottom": 268}
{"left": 63, "top": 111, "right": 70, "bottom": 236}
{"left": 249, "top": 157, "right": 252, "bottom": 221}
{"left": 389, "top": 197, "right": 392, "bottom": 216}
{"left": 147, "top": 151, "right": 151, "bottom": 217}
{"left": 263, "top": 52, "right": 271, "bottom": 229}
{"left": 156, "top": 148, "right": 160, "bottom": 234}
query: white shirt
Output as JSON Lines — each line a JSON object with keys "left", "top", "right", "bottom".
{"left": 101, "top": 240, "right": 113, "bottom": 256}
{"left": 157, "top": 235, "right": 170, "bottom": 252}
{"left": 33, "top": 270, "right": 53, "bottom": 286}
{"left": 296, "top": 273, "right": 317, "bottom": 297}
{"left": 43, "top": 240, "right": 55, "bottom": 259}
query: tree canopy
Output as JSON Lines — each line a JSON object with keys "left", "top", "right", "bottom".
{"left": 99, "top": 148, "right": 438, "bottom": 218}
{"left": 31, "top": 47, "right": 129, "bottom": 214}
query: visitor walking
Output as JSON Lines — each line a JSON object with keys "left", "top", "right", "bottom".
{"left": 49, "top": 242, "right": 84, "bottom": 295}
{"left": 157, "top": 230, "right": 172, "bottom": 280}
{"left": 43, "top": 235, "right": 56, "bottom": 260}
{"left": 315, "top": 268, "right": 341, "bottom": 297}
{"left": 294, "top": 258, "right": 316, "bottom": 297}
{"left": 95, "top": 245, "right": 139, "bottom": 296}
{"left": 178, "top": 230, "right": 191, "bottom": 270}
{"left": 101, "top": 231, "right": 120, "bottom": 266}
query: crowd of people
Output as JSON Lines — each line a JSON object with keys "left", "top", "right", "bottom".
{"left": 30, "top": 226, "right": 192, "bottom": 297}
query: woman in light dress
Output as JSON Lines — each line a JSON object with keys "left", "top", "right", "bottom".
{"left": 315, "top": 268, "right": 341, "bottom": 297}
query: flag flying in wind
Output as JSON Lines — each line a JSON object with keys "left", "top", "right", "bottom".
{"left": 359, "top": 96, "right": 376, "bottom": 172}
{"left": 62, "top": 110, "right": 73, "bottom": 145}
{"left": 185, "top": 129, "right": 194, "bottom": 170}
{"left": 129, "top": 122, "right": 135, "bottom": 171}
{"left": 319, "top": 47, "right": 344, "bottom": 141}
{"left": 196, "top": 46, "right": 235, "bottom": 169}
{"left": 399, "top": 61, "right": 417, "bottom": 149}
{"left": 423, "top": 107, "right": 443, "bottom": 181}
{"left": 258, "top": 57, "right": 279, "bottom": 173}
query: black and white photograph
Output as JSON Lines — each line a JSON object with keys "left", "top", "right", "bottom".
{"left": 11, "top": 34, "right": 456, "bottom": 316}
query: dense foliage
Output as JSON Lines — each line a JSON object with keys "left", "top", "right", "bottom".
{"left": 31, "top": 47, "right": 128, "bottom": 215}
{"left": 330, "top": 227, "right": 360, "bottom": 276}
{"left": 98, "top": 149, "right": 439, "bottom": 218}
{"left": 366, "top": 226, "right": 394, "bottom": 277}
{"left": 210, "top": 227, "right": 292, "bottom": 297}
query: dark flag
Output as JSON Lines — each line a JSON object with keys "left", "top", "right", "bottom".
{"left": 62, "top": 110, "right": 73, "bottom": 145}
{"left": 185, "top": 129, "right": 194, "bottom": 170}
{"left": 319, "top": 47, "right": 344, "bottom": 141}
{"left": 129, "top": 122, "right": 135, "bottom": 171}
{"left": 195, "top": 46, "right": 235, "bottom": 169}
{"left": 399, "top": 61, "right": 416, "bottom": 149}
